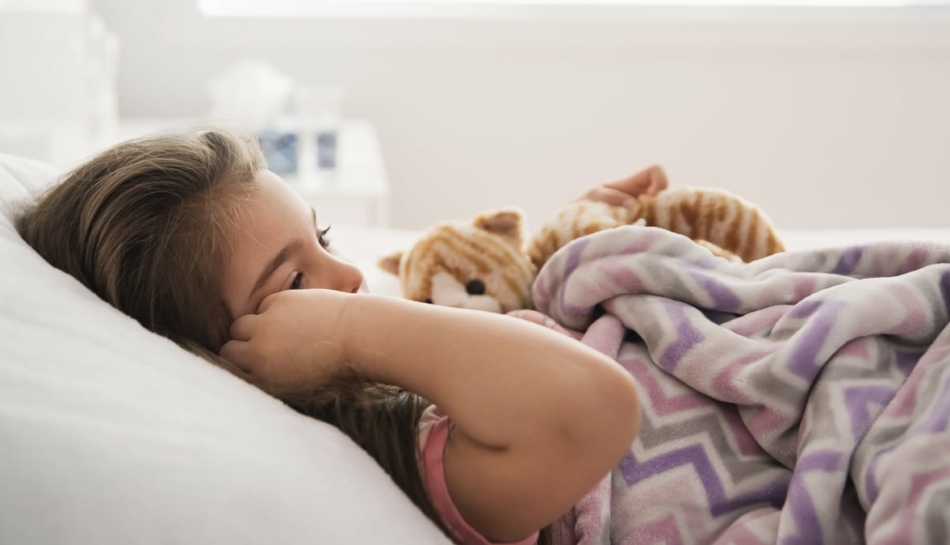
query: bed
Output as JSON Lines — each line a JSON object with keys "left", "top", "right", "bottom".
{"left": 2, "top": 152, "right": 948, "bottom": 545}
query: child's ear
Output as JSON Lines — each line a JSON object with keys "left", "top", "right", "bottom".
{"left": 473, "top": 208, "right": 525, "bottom": 246}
{"left": 377, "top": 251, "right": 403, "bottom": 276}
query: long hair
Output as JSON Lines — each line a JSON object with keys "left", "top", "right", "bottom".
{"left": 13, "top": 130, "right": 261, "bottom": 352}
{"left": 10, "top": 128, "right": 467, "bottom": 542}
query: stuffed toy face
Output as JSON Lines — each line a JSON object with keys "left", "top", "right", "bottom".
{"left": 378, "top": 209, "right": 538, "bottom": 313}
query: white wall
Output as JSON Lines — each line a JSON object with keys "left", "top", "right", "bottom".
{"left": 0, "top": 9, "right": 119, "bottom": 164}
{"left": 96, "top": 0, "right": 950, "bottom": 231}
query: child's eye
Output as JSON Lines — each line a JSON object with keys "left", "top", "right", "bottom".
{"left": 290, "top": 272, "right": 303, "bottom": 290}
{"left": 318, "top": 225, "right": 332, "bottom": 249}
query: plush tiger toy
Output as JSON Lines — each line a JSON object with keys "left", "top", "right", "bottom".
{"left": 527, "top": 186, "right": 785, "bottom": 270}
{"left": 378, "top": 187, "right": 784, "bottom": 313}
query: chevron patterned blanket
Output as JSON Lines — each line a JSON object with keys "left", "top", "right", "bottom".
{"left": 532, "top": 226, "right": 950, "bottom": 545}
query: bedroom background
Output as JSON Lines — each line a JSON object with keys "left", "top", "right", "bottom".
{"left": 1, "top": 0, "right": 948, "bottom": 234}
{"left": 3, "top": 2, "right": 950, "bottom": 544}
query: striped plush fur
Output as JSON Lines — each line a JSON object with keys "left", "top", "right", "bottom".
{"left": 527, "top": 187, "right": 785, "bottom": 270}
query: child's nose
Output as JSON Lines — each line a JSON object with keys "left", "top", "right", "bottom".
{"left": 338, "top": 262, "right": 364, "bottom": 294}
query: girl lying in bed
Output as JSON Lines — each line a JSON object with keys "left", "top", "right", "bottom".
{"left": 13, "top": 128, "right": 657, "bottom": 545}
{"left": 16, "top": 128, "right": 950, "bottom": 544}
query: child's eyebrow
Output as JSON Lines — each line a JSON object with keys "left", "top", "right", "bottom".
{"left": 247, "top": 208, "right": 319, "bottom": 300}
{"left": 249, "top": 243, "right": 299, "bottom": 299}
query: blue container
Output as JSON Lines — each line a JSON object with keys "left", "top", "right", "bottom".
{"left": 257, "top": 130, "right": 298, "bottom": 175}
{"left": 317, "top": 129, "right": 338, "bottom": 171}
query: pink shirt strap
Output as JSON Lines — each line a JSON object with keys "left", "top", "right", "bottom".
{"left": 418, "top": 406, "right": 539, "bottom": 545}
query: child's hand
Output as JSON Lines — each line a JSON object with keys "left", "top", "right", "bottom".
{"left": 506, "top": 309, "right": 584, "bottom": 340}
{"left": 219, "top": 290, "right": 356, "bottom": 395}
{"left": 577, "top": 164, "right": 668, "bottom": 208}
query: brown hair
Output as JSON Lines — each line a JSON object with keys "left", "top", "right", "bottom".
{"left": 13, "top": 129, "right": 260, "bottom": 356}
{"left": 10, "top": 128, "right": 462, "bottom": 541}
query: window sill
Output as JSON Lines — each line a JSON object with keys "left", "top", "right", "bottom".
{"left": 162, "top": 0, "right": 950, "bottom": 52}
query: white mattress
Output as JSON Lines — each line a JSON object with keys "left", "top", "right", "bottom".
{"left": 781, "top": 228, "right": 950, "bottom": 251}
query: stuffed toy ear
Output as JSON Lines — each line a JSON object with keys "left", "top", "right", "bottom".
{"left": 473, "top": 208, "right": 525, "bottom": 247}
{"left": 377, "top": 250, "right": 403, "bottom": 276}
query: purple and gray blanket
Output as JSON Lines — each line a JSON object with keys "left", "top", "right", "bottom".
{"left": 532, "top": 226, "right": 950, "bottom": 545}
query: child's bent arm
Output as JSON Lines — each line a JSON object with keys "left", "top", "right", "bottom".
{"left": 343, "top": 295, "right": 641, "bottom": 542}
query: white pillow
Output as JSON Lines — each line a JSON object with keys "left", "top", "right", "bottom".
{"left": 0, "top": 154, "right": 449, "bottom": 545}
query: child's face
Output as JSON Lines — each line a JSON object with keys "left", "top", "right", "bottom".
{"left": 220, "top": 170, "right": 366, "bottom": 320}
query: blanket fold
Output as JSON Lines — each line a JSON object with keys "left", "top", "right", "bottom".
{"left": 535, "top": 226, "right": 950, "bottom": 544}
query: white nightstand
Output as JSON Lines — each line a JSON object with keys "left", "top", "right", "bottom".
{"left": 112, "top": 118, "right": 391, "bottom": 228}
{"left": 282, "top": 120, "right": 390, "bottom": 228}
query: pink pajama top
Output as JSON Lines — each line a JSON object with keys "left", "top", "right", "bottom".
{"left": 417, "top": 405, "right": 540, "bottom": 545}
{"left": 416, "top": 310, "right": 597, "bottom": 545}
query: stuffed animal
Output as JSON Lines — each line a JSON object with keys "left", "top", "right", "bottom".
{"left": 378, "top": 187, "right": 784, "bottom": 313}
{"left": 527, "top": 186, "right": 785, "bottom": 269}
{"left": 378, "top": 209, "right": 536, "bottom": 313}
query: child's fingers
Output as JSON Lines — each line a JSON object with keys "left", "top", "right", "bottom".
{"left": 548, "top": 322, "right": 585, "bottom": 340}
{"left": 229, "top": 314, "right": 259, "bottom": 341}
{"left": 219, "top": 339, "right": 254, "bottom": 373}
{"left": 507, "top": 309, "right": 546, "bottom": 325}
{"left": 604, "top": 165, "right": 668, "bottom": 196}
{"left": 507, "top": 310, "right": 585, "bottom": 340}
{"left": 583, "top": 186, "right": 637, "bottom": 208}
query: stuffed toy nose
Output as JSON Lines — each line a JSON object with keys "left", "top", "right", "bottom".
{"left": 465, "top": 279, "right": 486, "bottom": 295}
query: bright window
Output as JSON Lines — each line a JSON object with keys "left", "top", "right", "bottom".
{"left": 199, "top": 0, "right": 947, "bottom": 17}
{"left": 0, "top": 0, "right": 86, "bottom": 12}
